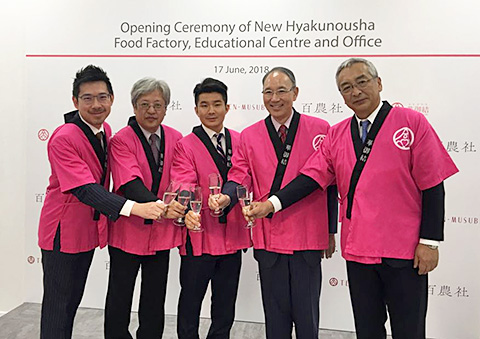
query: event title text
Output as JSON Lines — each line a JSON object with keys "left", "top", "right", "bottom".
{"left": 114, "top": 19, "right": 382, "bottom": 52}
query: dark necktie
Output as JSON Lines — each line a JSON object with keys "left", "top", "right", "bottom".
{"left": 278, "top": 124, "right": 287, "bottom": 144}
{"left": 215, "top": 133, "right": 226, "bottom": 161}
{"left": 95, "top": 131, "right": 104, "bottom": 150}
{"left": 149, "top": 133, "right": 160, "bottom": 165}
{"left": 360, "top": 120, "right": 370, "bottom": 143}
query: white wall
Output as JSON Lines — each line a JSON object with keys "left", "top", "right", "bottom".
{"left": 1, "top": 1, "right": 479, "bottom": 338}
{"left": 0, "top": 1, "right": 27, "bottom": 314}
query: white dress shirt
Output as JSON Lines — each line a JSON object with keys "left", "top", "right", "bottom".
{"left": 139, "top": 124, "right": 162, "bottom": 149}
{"left": 202, "top": 124, "right": 226, "bottom": 152}
{"left": 355, "top": 101, "right": 382, "bottom": 139}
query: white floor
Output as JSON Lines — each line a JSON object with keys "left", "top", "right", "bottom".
{"left": 0, "top": 303, "right": 365, "bottom": 339}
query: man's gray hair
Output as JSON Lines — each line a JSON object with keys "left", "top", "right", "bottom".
{"left": 335, "top": 58, "right": 379, "bottom": 82}
{"left": 131, "top": 77, "right": 171, "bottom": 107}
{"left": 262, "top": 67, "right": 296, "bottom": 87}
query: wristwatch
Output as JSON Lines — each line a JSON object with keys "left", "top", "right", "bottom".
{"left": 426, "top": 245, "right": 438, "bottom": 250}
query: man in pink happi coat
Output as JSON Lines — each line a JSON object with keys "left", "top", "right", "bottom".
{"left": 210, "top": 67, "right": 338, "bottom": 339}
{"left": 171, "top": 78, "right": 250, "bottom": 339}
{"left": 105, "top": 77, "right": 186, "bottom": 339}
{"left": 38, "top": 66, "right": 165, "bottom": 339}
{"left": 249, "top": 58, "right": 459, "bottom": 339}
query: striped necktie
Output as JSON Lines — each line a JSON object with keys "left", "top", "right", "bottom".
{"left": 278, "top": 124, "right": 287, "bottom": 144}
{"left": 215, "top": 133, "right": 226, "bottom": 161}
{"left": 149, "top": 133, "right": 160, "bottom": 165}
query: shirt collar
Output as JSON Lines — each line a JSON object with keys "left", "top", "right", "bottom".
{"left": 138, "top": 124, "right": 161, "bottom": 141}
{"left": 354, "top": 101, "right": 382, "bottom": 126}
{"left": 202, "top": 124, "right": 225, "bottom": 140}
{"left": 78, "top": 112, "right": 105, "bottom": 135}
{"left": 271, "top": 109, "right": 294, "bottom": 131}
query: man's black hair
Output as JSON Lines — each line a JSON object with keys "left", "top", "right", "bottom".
{"left": 72, "top": 65, "right": 113, "bottom": 98}
{"left": 193, "top": 78, "right": 228, "bottom": 105}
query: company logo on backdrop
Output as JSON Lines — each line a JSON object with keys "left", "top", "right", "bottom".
{"left": 408, "top": 103, "right": 429, "bottom": 116}
{"left": 329, "top": 278, "right": 338, "bottom": 286}
{"left": 302, "top": 102, "right": 344, "bottom": 115}
{"left": 27, "top": 256, "right": 41, "bottom": 264}
{"left": 326, "top": 277, "right": 460, "bottom": 292}
{"left": 35, "top": 193, "right": 45, "bottom": 203}
{"left": 429, "top": 284, "right": 470, "bottom": 298}
{"left": 391, "top": 102, "right": 429, "bottom": 116}
{"left": 38, "top": 129, "right": 50, "bottom": 141}
{"left": 168, "top": 99, "right": 183, "bottom": 111}
{"left": 328, "top": 277, "right": 349, "bottom": 287}
{"left": 443, "top": 140, "right": 477, "bottom": 153}
{"left": 230, "top": 103, "right": 265, "bottom": 111}
{"left": 446, "top": 216, "right": 478, "bottom": 225}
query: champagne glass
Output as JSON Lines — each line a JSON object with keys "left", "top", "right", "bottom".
{"left": 236, "top": 185, "right": 256, "bottom": 229}
{"left": 160, "top": 181, "right": 177, "bottom": 221}
{"left": 190, "top": 185, "right": 203, "bottom": 232}
{"left": 208, "top": 173, "right": 223, "bottom": 217}
{"left": 174, "top": 183, "right": 191, "bottom": 226}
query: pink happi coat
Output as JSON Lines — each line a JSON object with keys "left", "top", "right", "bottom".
{"left": 38, "top": 123, "right": 112, "bottom": 253}
{"left": 301, "top": 106, "right": 459, "bottom": 264}
{"left": 228, "top": 114, "right": 331, "bottom": 254}
{"left": 170, "top": 129, "right": 251, "bottom": 256}
{"left": 108, "top": 124, "right": 183, "bottom": 255}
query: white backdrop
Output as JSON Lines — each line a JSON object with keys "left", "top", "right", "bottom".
{"left": 22, "top": 1, "right": 479, "bottom": 338}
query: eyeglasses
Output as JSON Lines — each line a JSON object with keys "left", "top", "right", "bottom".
{"left": 137, "top": 102, "right": 165, "bottom": 111}
{"left": 262, "top": 87, "right": 295, "bottom": 98}
{"left": 339, "top": 77, "right": 377, "bottom": 94}
{"left": 79, "top": 93, "right": 111, "bottom": 105}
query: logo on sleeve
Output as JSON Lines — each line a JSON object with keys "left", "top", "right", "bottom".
{"left": 312, "top": 134, "right": 326, "bottom": 150}
{"left": 393, "top": 127, "right": 414, "bottom": 150}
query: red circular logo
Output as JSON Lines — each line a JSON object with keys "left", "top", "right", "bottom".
{"left": 27, "top": 256, "right": 35, "bottom": 264}
{"left": 392, "top": 102, "right": 404, "bottom": 108}
{"left": 329, "top": 277, "right": 338, "bottom": 286}
{"left": 38, "top": 129, "right": 50, "bottom": 141}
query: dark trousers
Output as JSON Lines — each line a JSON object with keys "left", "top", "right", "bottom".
{"left": 346, "top": 259, "right": 428, "bottom": 339}
{"left": 40, "top": 227, "right": 94, "bottom": 339}
{"left": 104, "top": 246, "right": 170, "bottom": 339}
{"left": 177, "top": 249, "right": 242, "bottom": 339}
{"left": 254, "top": 249, "right": 322, "bottom": 339}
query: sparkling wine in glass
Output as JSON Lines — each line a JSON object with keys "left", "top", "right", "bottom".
{"left": 208, "top": 173, "right": 223, "bottom": 217}
{"left": 160, "top": 181, "right": 177, "bottom": 222}
{"left": 163, "top": 181, "right": 178, "bottom": 204}
{"left": 163, "top": 191, "right": 177, "bottom": 205}
{"left": 174, "top": 183, "right": 191, "bottom": 226}
{"left": 190, "top": 185, "right": 203, "bottom": 232}
{"left": 236, "top": 185, "right": 256, "bottom": 229}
